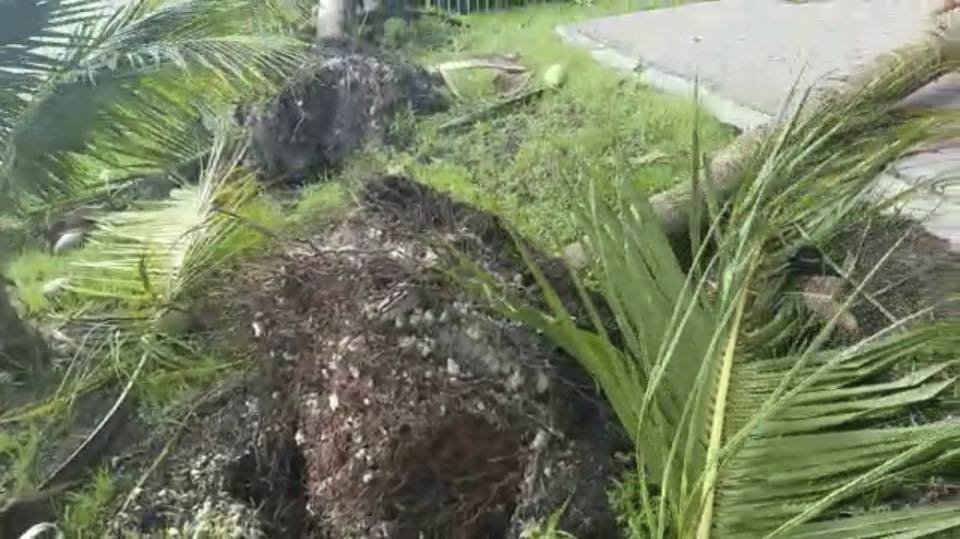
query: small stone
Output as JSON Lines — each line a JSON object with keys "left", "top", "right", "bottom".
{"left": 349, "top": 366, "right": 360, "bottom": 379}
{"left": 531, "top": 429, "right": 550, "bottom": 451}
{"left": 362, "top": 472, "right": 374, "bottom": 484}
{"left": 295, "top": 430, "right": 306, "bottom": 446}
{"left": 506, "top": 370, "right": 524, "bottom": 391}
{"left": 446, "top": 358, "right": 461, "bottom": 377}
{"left": 422, "top": 310, "right": 435, "bottom": 326}
{"left": 562, "top": 240, "right": 590, "bottom": 270}
{"left": 251, "top": 321, "right": 264, "bottom": 338}
{"left": 328, "top": 393, "right": 340, "bottom": 411}
{"left": 53, "top": 228, "right": 87, "bottom": 254}
{"left": 465, "top": 323, "right": 482, "bottom": 340}
{"left": 535, "top": 371, "right": 550, "bottom": 394}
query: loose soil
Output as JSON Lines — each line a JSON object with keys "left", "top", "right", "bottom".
{"left": 110, "top": 176, "right": 627, "bottom": 538}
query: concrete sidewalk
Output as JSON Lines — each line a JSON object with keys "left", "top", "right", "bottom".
{"left": 558, "top": 0, "right": 959, "bottom": 252}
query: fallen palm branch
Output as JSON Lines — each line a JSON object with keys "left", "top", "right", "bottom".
{"left": 439, "top": 87, "right": 545, "bottom": 131}
{"left": 439, "top": 63, "right": 567, "bottom": 131}
{"left": 459, "top": 7, "right": 960, "bottom": 536}
{"left": 565, "top": 4, "right": 960, "bottom": 264}
{"left": 432, "top": 54, "right": 529, "bottom": 99}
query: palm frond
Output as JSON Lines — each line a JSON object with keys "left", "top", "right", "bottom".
{"left": 461, "top": 35, "right": 960, "bottom": 538}
{"left": 68, "top": 126, "right": 260, "bottom": 312}
{"left": 0, "top": 0, "right": 107, "bottom": 152}
{"left": 1, "top": 0, "right": 305, "bottom": 211}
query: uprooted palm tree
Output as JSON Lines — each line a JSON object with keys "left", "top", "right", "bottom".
{"left": 463, "top": 32, "right": 960, "bottom": 539}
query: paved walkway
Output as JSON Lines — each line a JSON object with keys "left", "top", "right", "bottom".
{"left": 558, "top": 0, "right": 959, "bottom": 251}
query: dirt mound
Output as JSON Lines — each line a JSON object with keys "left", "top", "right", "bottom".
{"left": 229, "top": 176, "right": 624, "bottom": 537}
{"left": 112, "top": 177, "right": 625, "bottom": 538}
{"left": 244, "top": 45, "right": 445, "bottom": 183}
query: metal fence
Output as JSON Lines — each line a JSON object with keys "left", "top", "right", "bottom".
{"left": 416, "top": 0, "right": 695, "bottom": 16}
{"left": 419, "top": 0, "right": 556, "bottom": 15}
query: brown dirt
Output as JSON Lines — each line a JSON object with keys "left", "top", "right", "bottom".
{"left": 837, "top": 216, "right": 959, "bottom": 336}
{"left": 110, "top": 176, "right": 626, "bottom": 538}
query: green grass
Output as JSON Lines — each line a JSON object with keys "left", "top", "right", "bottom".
{"left": 60, "top": 467, "right": 117, "bottom": 536}
{"left": 4, "top": 248, "right": 91, "bottom": 314}
{"left": 0, "top": 426, "right": 42, "bottom": 492}
{"left": 355, "top": 1, "right": 733, "bottom": 249}
{"left": 290, "top": 180, "right": 350, "bottom": 226}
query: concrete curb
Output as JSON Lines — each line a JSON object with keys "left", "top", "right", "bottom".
{"left": 555, "top": 24, "right": 772, "bottom": 131}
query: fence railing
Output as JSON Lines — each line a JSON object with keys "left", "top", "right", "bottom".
{"left": 416, "top": 0, "right": 697, "bottom": 16}
{"left": 420, "top": 0, "right": 556, "bottom": 15}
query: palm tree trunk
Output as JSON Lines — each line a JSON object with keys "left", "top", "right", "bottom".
{"left": 650, "top": 29, "right": 957, "bottom": 245}
{"left": 563, "top": 18, "right": 958, "bottom": 268}
{"left": 0, "top": 276, "right": 48, "bottom": 371}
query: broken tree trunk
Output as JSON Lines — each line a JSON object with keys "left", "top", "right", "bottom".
{"left": 564, "top": 5, "right": 960, "bottom": 267}
{"left": 0, "top": 276, "right": 48, "bottom": 371}
{"left": 654, "top": 15, "right": 958, "bottom": 243}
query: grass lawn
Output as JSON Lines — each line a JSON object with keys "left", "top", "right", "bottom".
{"left": 347, "top": 1, "right": 734, "bottom": 249}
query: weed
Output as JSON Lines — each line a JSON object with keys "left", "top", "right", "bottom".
{"left": 60, "top": 467, "right": 117, "bottom": 536}
{"left": 520, "top": 500, "right": 576, "bottom": 538}
{"left": 4, "top": 249, "right": 84, "bottom": 314}
{"left": 0, "top": 426, "right": 42, "bottom": 492}
{"left": 290, "top": 180, "right": 350, "bottom": 226}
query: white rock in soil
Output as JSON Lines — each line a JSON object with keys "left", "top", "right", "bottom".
{"left": 535, "top": 371, "right": 551, "bottom": 394}
{"left": 53, "top": 228, "right": 87, "bottom": 254}
{"left": 506, "top": 370, "right": 524, "bottom": 391}
{"left": 446, "top": 358, "right": 461, "bottom": 377}
{"left": 465, "top": 323, "right": 482, "bottom": 340}
{"left": 531, "top": 429, "right": 550, "bottom": 451}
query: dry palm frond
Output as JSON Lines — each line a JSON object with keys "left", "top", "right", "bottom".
{"left": 795, "top": 275, "right": 861, "bottom": 336}
{"left": 68, "top": 125, "right": 259, "bottom": 316}
{"left": 433, "top": 54, "right": 529, "bottom": 99}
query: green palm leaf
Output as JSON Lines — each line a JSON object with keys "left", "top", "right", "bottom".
{"left": 461, "top": 41, "right": 960, "bottom": 538}
{"left": 0, "top": 0, "right": 304, "bottom": 211}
